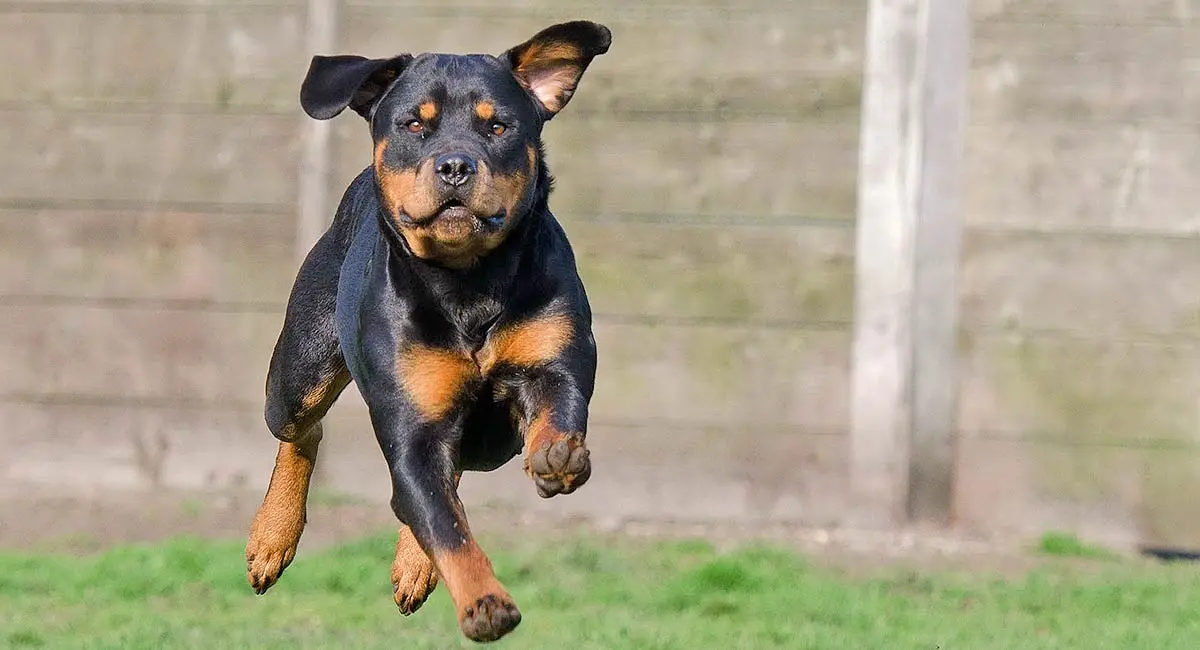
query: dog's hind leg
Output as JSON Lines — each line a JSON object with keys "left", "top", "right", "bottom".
{"left": 391, "top": 524, "right": 439, "bottom": 614}
{"left": 246, "top": 227, "right": 352, "bottom": 595}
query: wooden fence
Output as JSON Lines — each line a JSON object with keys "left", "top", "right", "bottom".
{"left": 1, "top": 0, "right": 1198, "bottom": 548}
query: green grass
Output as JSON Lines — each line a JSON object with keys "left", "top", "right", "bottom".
{"left": 1036, "top": 531, "right": 1119, "bottom": 560}
{"left": 2, "top": 533, "right": 1200, "bottom": 649}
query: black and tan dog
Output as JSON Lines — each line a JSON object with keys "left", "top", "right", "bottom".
{"left": 244, "top": 21, "right": 611, "bottom": 643}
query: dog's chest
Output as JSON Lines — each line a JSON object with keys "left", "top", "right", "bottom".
{"left": 334, "top": 212, "right": 536, "bottom": 387}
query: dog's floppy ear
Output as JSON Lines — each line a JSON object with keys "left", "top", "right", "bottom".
{"left": 300, "top": 54, "right": 413, "bottom": 121}
{"left": 502, "top": 21, "right": 611, "bottom": 119}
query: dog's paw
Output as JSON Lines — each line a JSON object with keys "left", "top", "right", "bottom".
{"left": 392, "top": 531, "right": 439, "bottom": 615}
{"left": 459, "top": 593, "right": 522, "bottom": 643}
{"left": 526, "top": 436, "right": 590, "bottom": 498}
{"left": 245, "top": 508, "right": 304, "bottom": 595}
{"left": 245, "top": 537, "right": 297, "bottom": 595}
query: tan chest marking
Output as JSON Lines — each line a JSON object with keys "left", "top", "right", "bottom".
{"left": 395, "top": 314, "right": 574, "bottom": 421}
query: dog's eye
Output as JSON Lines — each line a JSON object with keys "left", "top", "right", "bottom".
{"left": 404, "top": 120, "right": 423, "bottom": 134}
{"left": 489, "top": 122, "right": 507, "bottom": 136}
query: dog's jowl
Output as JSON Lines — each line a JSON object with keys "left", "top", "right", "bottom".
{"left": 244, "top": 21, "right": 610, "bottom": 643}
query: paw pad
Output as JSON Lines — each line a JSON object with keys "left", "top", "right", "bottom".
{"left": 460, "top": 593, "right": 521, "bottom": 642}
{"left": 526, "top": 436, "right": 590, "bottom": 498}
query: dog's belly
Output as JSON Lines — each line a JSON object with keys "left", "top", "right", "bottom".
{"left": 335, "top": 212, "right": 381, "bottom": 385}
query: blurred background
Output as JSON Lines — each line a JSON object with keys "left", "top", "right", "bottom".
{"left": 1, "top": 0, "right": 1198, "bottom": 555}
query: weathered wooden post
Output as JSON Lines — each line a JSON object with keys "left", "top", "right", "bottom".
{"left": 850, "top": 0, "right": 971, "bottom": 526}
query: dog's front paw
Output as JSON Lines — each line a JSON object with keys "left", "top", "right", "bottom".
{"left": 460, "top": 593, "right": 522, "bottom": 642}
{"left": 526, "top": 436, "right": 590, "bottom": 498}
{"left": 245, "top": 506, "right": 304, "bottom": 595}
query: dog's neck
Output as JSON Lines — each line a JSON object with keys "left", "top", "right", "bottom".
{"left": 373, "top": 197, "right": 547, "bottom": 327}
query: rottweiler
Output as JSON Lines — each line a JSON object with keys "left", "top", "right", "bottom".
{"left": 243, "top": 21, "right": 611, "bottom": 643}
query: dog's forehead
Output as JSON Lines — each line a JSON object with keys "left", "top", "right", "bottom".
{"left": 393, "top": 53, "right": 522, "bottom": 102}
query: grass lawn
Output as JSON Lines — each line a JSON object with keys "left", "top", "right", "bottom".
{"left": 2, "top": 531, "right": 1199, "bottom": 649}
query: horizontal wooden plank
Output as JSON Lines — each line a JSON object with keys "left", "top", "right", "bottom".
{"left": 1, "top": 401, "right": 277, "bottom": 490}
{"left": 972, "top": 19, "right": 1200, "bottom": 125}
{"left": 335, "top": 119, "right": 860, "bottom": 221}
{"left": 0, "top": 109, "right": 301, "bottom": 207}
{"left": 344, "top": 0, "right": 857, "bottom": 13}
{"left": 960, "top": 230, "right": 1200, "bottom": 336}
{"left": 0, "top": 0, "right": 302, "bottom": 10}
{"left": 3, "top": 0, "right": 850, "bottom": 11}
{"left": 5, "top": 0, "right": 1177, "bottom": 22}
{"left": 0, "top": 209, "right": 854, "bottom": 324}
{"left": 964, "top": 123, "right": 1200, "bottom": 230}
{"left": 545, "top": 120, "right": 858, "bottom": 219}
{"left": 340, "top": 7, "right": 864, "bottom": 118}
{"left": 976, "top": 0, "right": 1193, "bottom": 24}
{"left": 0, "top": 305, "right": 850, "bottom": 431}
{"left": 2, "top": 399, "right": 848, "bottom": 523}
{"left": 955, "top": 436, "right": 1200, "bottom": 548}
{"left": 0, "top": 209, "right": 295, "bottom": 305}
{"left": 482, "top": 421, "right": 848, "bottom": 523}
{"left": 0, "top": 5, "right": 864, "bottom": 118}
{"left": 568, "top": 221, "right": 854, "bottom": 323}
{"left": 0, "top": 10, "right": 306, "bottom": 108}
{"left": 6, "top": 107, "right": 857, "bottom": 218}
{"left": 957, "top": 336, "right": 1200, "bottom": 446}
{"left": 590, "top": 323, "right": 849, "bottom": 431}
{"left": 0, "top": 306, "right": 282, "bottom": 404}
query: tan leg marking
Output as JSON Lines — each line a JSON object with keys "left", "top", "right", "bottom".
{"left": 246, "top": 436, "right": 320, "bottom": 593}
{"left": 433, "top": 541, "right": 521, "bottom": 642}
{"left": 391, "top": 525, "right": 440, "bottom": 615}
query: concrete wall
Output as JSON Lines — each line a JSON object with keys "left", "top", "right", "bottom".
{"left": 0, "top": 0, "right": 863, "bottom": 528}
{"left": 955, "top": 0, "right": 1200, "bottom": 547}
{"left": 1, "top": 0, "right": 1197, "bottom": 546}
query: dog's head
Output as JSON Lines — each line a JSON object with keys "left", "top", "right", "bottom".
{"left": 299, "top": 21, "right": 611, "bottom": 269}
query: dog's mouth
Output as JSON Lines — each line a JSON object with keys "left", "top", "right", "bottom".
{"left": 400, "top": 198, "right": 506, "bottom": 231}
{"left": 434, "top": 198, "right": 472, "bottom": 221}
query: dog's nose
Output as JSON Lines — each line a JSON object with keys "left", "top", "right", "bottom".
{"left": 435, "top": 153, "right": 476, "bottom": 187}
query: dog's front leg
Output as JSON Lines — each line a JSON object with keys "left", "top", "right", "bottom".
{"left": 515, "top": 375, "right": 594, "bottom": 498}
{"left": 370, "top": 405, "right": 520, "bottom": 643}
{"left": 510, "top": 330, "right": 598, "bottom": 499}
{"left": 389, "top": 472, "right": 459, "bottom": 616}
